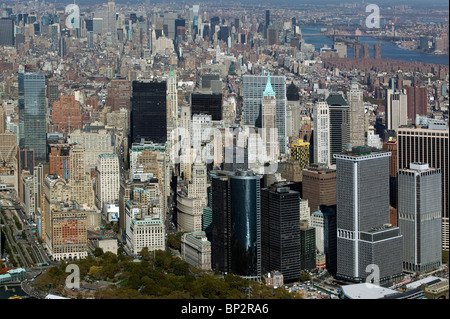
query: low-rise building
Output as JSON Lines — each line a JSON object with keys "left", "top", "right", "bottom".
{"left": 181, "top": 231, "right": 211, "bottom": 271}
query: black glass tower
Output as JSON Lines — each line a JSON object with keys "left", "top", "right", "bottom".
{"left": 130, "top": 81, "right": 167, "bottom": 144}
{"left": 211, "top": 170, "right": 261, "bottom": 280}
{"left": 191, "top": 93, "right": 222, "bottom": 120}
{"left": 261, "top": 185, "right": 301, "bottom": 283}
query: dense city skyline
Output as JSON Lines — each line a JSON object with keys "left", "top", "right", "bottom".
{"left": 0, "top": 0, "right": 448, "bottom": 305}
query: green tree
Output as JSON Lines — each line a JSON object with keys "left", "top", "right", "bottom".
{"left": 299, "top": 270, "right": 311, "bottom": 282}
{"left": 93, "top": 247, "right": 104, "bottom": 257}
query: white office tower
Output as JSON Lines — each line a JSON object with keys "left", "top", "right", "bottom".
{"left": 179, "top": 104, "right": 192, "bottom": 181}
{"left": 167, "top": 65, "right": 178, "bottom": 126}
{"left": 261, "top": 72, "right": 279, "bottom": 162}
{"left": 398, "top": 163, "right": 442, "bottom": 273}
{"left": 188, "top": 161, "right": 208, "bottom": 206}
{"left": 347, "top": 81, "right": 366, "bottom": 147}
{"left": 97, "top": 154, "right": 120, "bottom": 209}
{"left": 385, "top": 89, "right": 408, "bottom": 131}
{"left": 313, "top": 101, "right": 330, "bottom": 167}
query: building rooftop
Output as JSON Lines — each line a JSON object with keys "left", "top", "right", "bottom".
{"left": 334, "top": 146, "right": 390, "bottom": 159}
{"left": 341, "top": 283, "right": 398, "bottom": 299}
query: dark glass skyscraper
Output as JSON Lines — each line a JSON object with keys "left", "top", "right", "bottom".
{"left": 229, "top": 170, "right": 261, "bottom": 280}
{"left": 261, "top": 185, "right": 301, "bottom": 283}
{"left": 211, "top": 170, "right": 261, "bottom": 280}
{"left": 0, "top": 18, "right": 14, "bottom": 46}
{"left": 326, "top": 93, "right": 350, "bottom": 165}
{"left": 130, "top": 81, "right": 167, "bottom": 144}
{"left": 191, "top": 93, "right": 222, "bottom": 120}
{"left": 18, "top": 72, "right": 47, "bottom": 162}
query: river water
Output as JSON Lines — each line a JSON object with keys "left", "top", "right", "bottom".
{"left": 301, "top": 26, "right": 449, "bottom": 66}
{"left": 0, "top": 285, "right": 28, "bottom": 299}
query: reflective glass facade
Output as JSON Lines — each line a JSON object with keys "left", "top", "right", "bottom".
{"left": 18, "top": 72, "right": 47, "bottom": 162}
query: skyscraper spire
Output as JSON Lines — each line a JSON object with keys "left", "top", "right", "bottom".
{"left": 263, "top": 71, "right": 275, "bottom": 97}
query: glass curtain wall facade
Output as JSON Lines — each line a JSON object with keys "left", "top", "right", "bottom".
{"left": 243, "top": 74, "right": 286, "bottom": 153}
{"left": 18, "top": 72, "right": 47, "bottom": 162}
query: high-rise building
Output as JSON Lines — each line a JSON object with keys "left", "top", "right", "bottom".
{"left": 261, "top": 73, "right": 278, "bottom": 162}
{"left": 243, "top": 74, "right": 286, "bottom": 153}
{"left": 191, "top": 92, "right": 222, "bottom": 121}
{"left": 0, "top": 18, "right": 14, "bottom": 46}
{"left": 46, "top": 201, "right": 88, "bottom": 261}
{"left": 300, "top": 220, "right": 316, "bottom": 271}
{"left": 374, "top": 43, "right": 381, "bottom": 59}
{"left": 267, "top": 28, "right": 278, "bottom": 45}
{"left": 347, "top": 81, "right": 366, "bottom": 147}
{"left": 106, "top": 78, "right": 131, "bottom": 111}
{"left": 211, "top": 170, "right": 261, "bottom": 280}
{"left": 166, "top": 66, "right": 178, "bottom": 126}
{"left": 397, "top": 127, "right": 449, "bottom": 251}
{"left": 405, "top": 85, "right": 427, "bottom": 124}
{"left": 361, "top": 43, "right": 370, "bottom": 59}
{"left": 311, "top": 207, "right": 337, "bottom": 275}
{"left": 69, "top": 145, "right": 95, "bottom": 207}
{"left": 398, "top": 163, "right": 442, "bottom": 273}
{"left": 48, "top": 143, "right": 71, "bottom": 180}
{"left": 130, "top": 81, "right": 167, "bottom": 144}
{"left": 302, "top": 166, "right": 337, "bottom": 213}
{"left": 289, "top": 139, "right": 310, "bottom": 169}
{"left": 383, "top": 138, "right": 399, "bottom": 217}
{"left": 334, "top": 147, "right": 403, "bottom": 285}
{"left": 96, "top": 153, "right": 120, "bottom": 209}
{"left": 313, "top": 100, "right": 330, "bottom": 166}
{"left": 18, "top": 73, "right": 47, "bottom": 162}
{"left": 353, "top": 44, "right": 360, "bottom": 58}
{"left": 69, "top": 128, "right": 114, "bottom": 170}
{"left": 333, "top": 42, "right": 347, "bottom": 58}
{"left": 51, "top": 95, "right": 83, "bottom": 135}
{"left": 261, "top": 185, "right": 301, "bottom": 283}
{"left": 385, "top": 89, "right": 408, "bottom": 131}
{"left": 326, "top": 93, "right": 350, "bottom": 165}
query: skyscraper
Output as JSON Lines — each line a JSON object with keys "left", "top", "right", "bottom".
{"left": 302, "top": 166, "right": 337, "bottom": 213}
{"left": 167, "top": 66, "right": 178, "bottom": 126}
{"left": 0, "top": 18, "right": 14, "bottom": 46}
{"left": 397, "top": 127, "right": 449, "bottom": 251}
{"left": 313, "top": 100, "right": 330, "bottom": 166}
{"left": 385, "top": 89, "right": 408, "bottom": 131}
{"left": 334, "top": 147, "right": 403, "bottom": 285}
{"left": 289, "top": 139, "right": 310, "bottom": 169}
{"left": 211, "top": 170, "right": 261, "bottom": 280}
{"left": 398, "top": 163, "right": 442, "bottom": 273}
{"left": 347, "top": 81, "right": 366, "bottom": 147}
{"left": 243, "top": 73, "right": 287, "bottom": 153}
{"left": 191, "top": 92, "right": 222, "bottom": 121}
{"left": 374, "top": 43, "right": 381, "bottom": 59}
{"left": 261, "top": 185, "right": 301, "bottom": 283}
{"left": 353, "top": 44, "right": 360, "bottom": 58}
{"left": 261, "top": 73, "right": 278, "bottom": 161}
{"left": 405, "top": 85, "right": 427, "bottom": 124}
{"left": 96, "top": 153, "right": 120, "bottom": 209}
{"left": 326, "top": 93, "right": 350, "bottom": 165}
{"left": 361, "top": 43, "right": 370, "bottom": 59}
{"left": 18, "top": 72, "right": 47, "bottom": 162}
{"left": 130, "top": 81, "right": 167, "bottom": 144}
